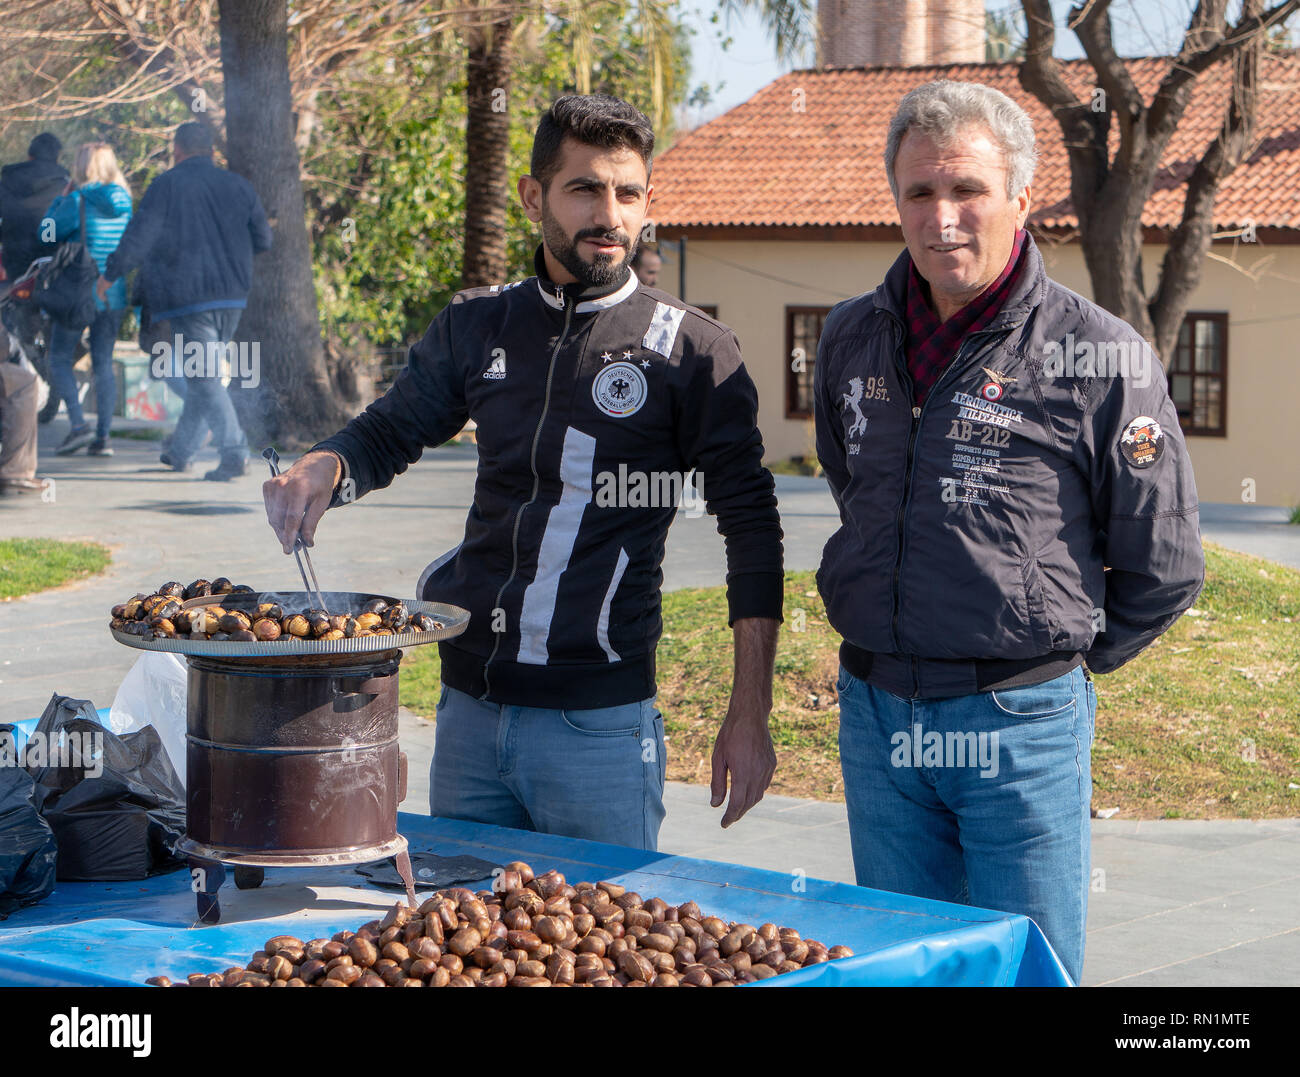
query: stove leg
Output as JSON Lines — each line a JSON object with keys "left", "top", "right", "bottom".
{"left": 190, "top": 857, "right": 226, "bottom": 924}
{"left": 394, "top": 848, "right": 417, "bottom": 909}
{"left": 234, "top": 865, "right": 265, "bottom": 890}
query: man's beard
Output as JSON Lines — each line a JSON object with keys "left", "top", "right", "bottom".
{"left": 541, "top": 203, "right": 636, "bottom": 288}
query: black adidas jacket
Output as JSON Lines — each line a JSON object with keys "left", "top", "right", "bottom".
{"left": 316, "top": 249, "right": 784, "bottom": 707}
{"left": 815, "top": 232, "right": 1204, "bottom": 697}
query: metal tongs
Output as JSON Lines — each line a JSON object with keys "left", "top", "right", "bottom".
{"left": 263, "top": 447, "right": 329, "bottom": 612}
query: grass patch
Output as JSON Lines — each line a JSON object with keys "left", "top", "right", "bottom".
{"left": 0, "top": 538, "right": 111, "bottom": 600}
{"left": 1288, "top": 504, "right": 1300, "bottom": 526}
{"left": 398, "top": 542, "right": 1300, "bottom": 819}
{"left": 111, "top": 427, "right": 166, "bottom": 441}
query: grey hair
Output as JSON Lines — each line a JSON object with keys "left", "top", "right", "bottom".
{"left": 884, "top": 80, "right": 1037, "bottom": 201}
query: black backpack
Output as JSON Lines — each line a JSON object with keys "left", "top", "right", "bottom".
{"left": 34, "top": 193, "right": 98, "bottom": 330}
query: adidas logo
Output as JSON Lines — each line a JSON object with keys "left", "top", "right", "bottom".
{"left": 483, "top": 352, "right": 507, "bottom": 380}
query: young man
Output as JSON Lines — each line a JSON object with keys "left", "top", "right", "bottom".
{"left": 814, "top": 80, "right": 1203, "bottom": 983}
{"left": 264, "top": 95, "right": 783, "bottom": 849}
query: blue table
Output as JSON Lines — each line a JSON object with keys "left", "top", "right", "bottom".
{"left": 0, "top": 814, "right": 1071, "bottom": 986}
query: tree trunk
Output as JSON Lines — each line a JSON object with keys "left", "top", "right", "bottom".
{"left": 217, "top": 0, "right": 351, "bottom": 448}
{"left": 461, "top": 15, "right": 514, "bottom": 289}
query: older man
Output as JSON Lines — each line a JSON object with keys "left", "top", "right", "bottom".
{"left": 814, "top": 80, "right": 1203, "bottom": 983}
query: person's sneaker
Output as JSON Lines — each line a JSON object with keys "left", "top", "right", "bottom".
{"left": 159, "top": 451, "right": 191, "bottom": 473}
{"left": 204, "top": 456, "right": 249, "bottom": 482}
{"left": 55, "top": 427, "right": 94, "bottom": 455}
{"left": 88, "top": 438, "right": 114, "bottom": 457}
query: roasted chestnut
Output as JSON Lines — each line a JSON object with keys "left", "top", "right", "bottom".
{"left": 219, "top": 611, "right": 252, "bottom": 633}
{"left": 355, "top": 612, "right": 382, "bottom": 631}
{"left": 319, "top": 629, "right": 345, "bottom": 641}
{"left": 211, "top": 577, "right": 234, "bottom": 595}
{"left": 255, "top": 603, "right": 284, "bottom": 622}
{"left": 183, "top": 579, "right": 212, "bottom": 600}
{"left": 140, "top": 594, "right": 167, "bottom": 617}
{"left": 155, "top": 599, "right": 182, "bottom": 622}
{"left": 228, "top": 629, "right": 256, "bottom": 642}
{"left": 110, "top": 603, "right": 127, "bottom": 620}
{"left": 229, "top": 584, "right": 255, "bottom": 595}
{"left": 110, "top": 617, "right": 127, "bottom": 632}
{"left": 209, "top": 631, "right": 231, "bottom": 642}
{"left": 124, "top": 596, "right": 146, "bottom": 620}
{"left": 330, "top": 614, "right": 358, "bottom": 637}
{"left": 381, "top": 603, "right": 409, "bottom": 630}
{"left": 284, "top": 614, "right": 312, "bottom": 638}
{"left": 158, "top": 581, "right": 185, "bottom": 599}
{"left": 150, "top": 618, "right": 177, "bottom": 638}
{"left": 306, "top": 612, "right": 331, "bottom": 638}
{"left": 252, "top": 618, "right": 282, "bottom": 641}
{"left": 411, "top": 612, "right": 441, "bottom": 633}
{"left": 361, "top": 598, "right": 389, "bottom": 615}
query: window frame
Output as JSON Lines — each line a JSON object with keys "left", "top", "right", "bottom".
{"left": 785, "top": 305, "right": 831, "bottom": 420}
{"left": 1167, "top": 311, "right": 1228, "bottom": 439}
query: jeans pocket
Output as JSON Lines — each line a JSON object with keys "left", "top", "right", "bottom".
{"left": 437, "top": 683, "right": 449, "bottom": 711}
{"left": 559, "top": 703, "right": 642, "bottom": 737}
{"left": 990, "top": 673, "right": 1078, "bottom": 719}
{"left": 835, "top": 666, "right": 860, "bottom": 702}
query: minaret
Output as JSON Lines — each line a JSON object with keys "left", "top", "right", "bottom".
{"left": 818, "top": 0, "right": 986, "bottom": 67}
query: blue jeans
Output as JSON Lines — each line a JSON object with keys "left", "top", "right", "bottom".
{"left": 429, "top": 685, "right": 667, "bottom": 850}
{"left": 836, "top": 664, "right": 1095, "bottom": 984}
{"left": 167, "top": 309, "right": 248, "bottom": 467}
{"left": 48, "top": 308, "right": 124, "bottom": 439}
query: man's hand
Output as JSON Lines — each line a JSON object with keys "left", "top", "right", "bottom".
{"left": 262, "top": 450, "right": 342, "bottom": 554}
{"left": 710, "top": 617, "right": 779, "bottom": 827}
{"left": 95, "top": 276, "right": 110, "bottom": 303}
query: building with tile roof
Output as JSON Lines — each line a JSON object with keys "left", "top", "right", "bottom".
{"left": 648, "top": 54, "right": 1300, "bottom": 505}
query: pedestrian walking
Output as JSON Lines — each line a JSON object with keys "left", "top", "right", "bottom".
{"left": 43, "top": 142, "right": 133, "bottom": 456}
{"left": 98, "top": 121, "right": 271, "bottom": 480}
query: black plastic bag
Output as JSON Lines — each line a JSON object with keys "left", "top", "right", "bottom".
{"left": 24, "top": 694, "right": 186, "bottom": 881}
{"left": 0, "top": 724, "right": 59, "bottom": 920}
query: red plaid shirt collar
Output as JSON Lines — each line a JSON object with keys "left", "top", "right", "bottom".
{"left": 904, "top": 228, "right": 1028, "bottom": 406}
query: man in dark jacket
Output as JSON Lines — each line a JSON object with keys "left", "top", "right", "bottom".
{"left": 263, "top": 95, "right": 783, "bottom": 850}
{"left": 814, "top": 81, "right": 1203, "bottom": 984}
{"left": 0, "top": 133, "right": 68, "bottom": 348}
{"left": 0, "top": 133, "right": 68, "bottom": 283}
{"left": 98, "top": 122, "right": 272, "bottom": 481}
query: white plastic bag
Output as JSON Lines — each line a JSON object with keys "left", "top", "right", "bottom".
{"left": 109, "top": 651, "right": 188, "bottom": 786}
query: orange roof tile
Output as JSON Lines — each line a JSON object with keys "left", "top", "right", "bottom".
{"left": 650, "top": 55, "right": 1300, "bottom": 232}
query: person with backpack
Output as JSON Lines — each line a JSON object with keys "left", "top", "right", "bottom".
{"left": 98, "top": 121, "right": 272, "bottom": 481}
{"left": 42, "top": 142, "right": 133, "bottom": 456}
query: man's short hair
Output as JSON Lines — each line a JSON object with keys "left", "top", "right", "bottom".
{"left": 630, "top": 246, "right": 659, "bottom": 269}
{"left": 530, "top": 95, "right": 654, "bottom": 190}
{"left": 885, "top": 80, "right": 1037, "bottom": 201}
{"left": 174, "top": 121, "right": 215, "bottom": 156}
{"left": 28, "top": 132, "right": 62, "bottom": 161}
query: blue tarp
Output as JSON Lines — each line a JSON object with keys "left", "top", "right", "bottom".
{"left": 0, "top": 813, "right": 1071, "bottom": 986}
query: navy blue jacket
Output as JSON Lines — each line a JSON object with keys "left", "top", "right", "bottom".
{"left": 815, "top": 233, "right": 1203, "bottom": 693}
{"left": 104, "top": 155, "right": 271, "bottom": 320}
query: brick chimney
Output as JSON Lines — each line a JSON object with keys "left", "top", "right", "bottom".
{"left": 818, "top": 0, "right": 986, "bottom": 67}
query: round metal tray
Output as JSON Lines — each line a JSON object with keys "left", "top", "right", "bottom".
{"left": 110, "top": 590, "right": 469, "bottom": 657}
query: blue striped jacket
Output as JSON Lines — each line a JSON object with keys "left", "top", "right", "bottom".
{"left": 44, "top": 183, "right": 133, "bottom": 312}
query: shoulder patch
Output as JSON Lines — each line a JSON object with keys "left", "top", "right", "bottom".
{"left": 1119, "top": 415, "right": 1164, "bottom": 468}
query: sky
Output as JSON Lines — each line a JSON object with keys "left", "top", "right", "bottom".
{"left": 675, "top": 0, "right": 1271, "bottom": 126}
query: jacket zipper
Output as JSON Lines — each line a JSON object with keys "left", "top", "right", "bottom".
{"left": 887, "top": 323, "right": 1016, "bottom": 696}
{"left": 482, "top": 291, "right": 575, "bottom": 699}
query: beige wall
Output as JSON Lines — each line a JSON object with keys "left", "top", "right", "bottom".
{"left": 657, "top": 238, "right": 1300, "bottom": 507}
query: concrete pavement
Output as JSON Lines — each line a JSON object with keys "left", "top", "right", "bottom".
{"left": 2, "top": 415, "right": 1297, "bottom": 986}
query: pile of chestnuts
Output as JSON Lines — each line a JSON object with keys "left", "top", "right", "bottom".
{"left": 146, "top": 862, "right": 853, "bottom": 987}
{"left": 109, "top": 579, "right": 442, "bottom": 643}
